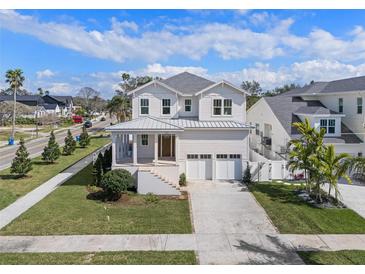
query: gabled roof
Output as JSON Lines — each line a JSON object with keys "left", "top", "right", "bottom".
{"left": 43, "top": 103, "right": 59, "bottom": 110}
{"left": 161, "top": 72, "right": 215, "bottom": 95}
{"left": 126, "top": 80, "right": 185, "bottom": 96}
{"left": 294, "top": 106, "right": 341, "bottom": 115}
{"left": 0, "top": 95, "right": 44, "bottom": 103}
{"left": 194, "top": 80, "right": 250, "bottom": 96}
{"left": 50, "top": 95, "right": 73, "bottom": 104}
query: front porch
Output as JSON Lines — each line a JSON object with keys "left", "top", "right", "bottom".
{"left": 111, "top": 133, "right": 180, "bottom": 167}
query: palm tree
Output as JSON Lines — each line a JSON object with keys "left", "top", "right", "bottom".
{"left": 106, "top": 95, "right": 131, "bottom": 123}
{"left": 320, "top": 145, "right": 351, "bottom": 203}
{"left": 5, "top": 69, "right": 25, "bottom": 139}
{"left": 348, "top": 156, "right": 365, "bottom": 181}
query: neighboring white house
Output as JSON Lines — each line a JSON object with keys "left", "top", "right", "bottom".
{"left": 106, "top": 72, "right": 252, "bottom": 195}
{"left": 247, "top": 76, "right": 365, "bottom": 161}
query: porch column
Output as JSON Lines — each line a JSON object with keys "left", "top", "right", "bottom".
{"left": 112, "top": 134, "right": 117, "bottom": 166}
{"left": 133, "top": 134, "right": 137, "bottom": 165}
{"left": 175, "top": 134, "right": 179, "bottom": 164}
{"left": 154, "top": 134, "right": 158, "bottom": 165}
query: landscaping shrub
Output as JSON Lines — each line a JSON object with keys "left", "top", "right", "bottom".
{"left": 41, "top": 131, "right": 61, "bottom": 163}
{"left": 242, "top": 162, "right": 252, "bottom": 184}
{"left": 144, "top": 193, "right": 160, "bottom": 204}
{"left": 102, "top": 147, "right": 112, "bottom": 172}
{"left": 179, "top": 173, "right": 187, "bottom": 186}
{"left": 15, "top": 117, "right": 36, "bottom": 125}
{"left": 100, "top": 169, "right": 134, "bottom": 200}
{"left": 63, "top": 129, "right": 77, "bottom": 155}
{"left": 79, "top": 126, "right": 90, "bottom": 148}
{"left": 92, "top": 153, "right": 104, "bottom": 186}
{"left": 10, "top": 137, "right": 32, "bottom": 177}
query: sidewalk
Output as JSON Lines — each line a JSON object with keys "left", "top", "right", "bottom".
{"left": 0, "top": 154, "right": 93, "bottom": 230}
{"left": 0, "top": 233, "right": 364, "bottom": 264}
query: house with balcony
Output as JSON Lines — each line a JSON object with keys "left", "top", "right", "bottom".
{"left": 247, "top": 76, "right": 365, "bottom": 161}
{"left": 106, "top": 72, "right": 252, "bottom": 195}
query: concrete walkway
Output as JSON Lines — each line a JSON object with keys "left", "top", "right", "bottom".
{"left": 0, "top": 154, "right": 94, "bottom": 230}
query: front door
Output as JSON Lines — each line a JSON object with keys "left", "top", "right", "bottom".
{"left": 158, "top": 134, "right": 175, "bottom": 158}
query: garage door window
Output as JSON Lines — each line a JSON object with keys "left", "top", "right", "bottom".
{"left": 216, "top": 154, "right": 228, "bottom": 159}
{"left": 187, "top": 154, "right": 199, "bottom": 159}
{"left": 200, "top": 154, "right": 211, "bottom": 159}
{"left": 229, "top": 154, "right": 241, "bottom": 159}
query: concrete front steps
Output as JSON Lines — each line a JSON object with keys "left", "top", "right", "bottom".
{"left": 137, "top": 167, "right": 181, "bottom": 195}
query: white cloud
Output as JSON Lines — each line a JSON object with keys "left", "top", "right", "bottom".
{"left": 144, "top": 63, "right": 207, "bottom": 77}
{"left": 36, "top": 69, "right": 55, "bottom": 79}
{"left": 47, "top": 82, "right": 73, "bottom": 95}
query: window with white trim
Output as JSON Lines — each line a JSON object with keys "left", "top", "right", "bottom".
{"left": 229, "top": 154, "right": 241, "bottom": 159}
{"left": 141, "top": 134, "right": 148, "bottom": 146}
{"left": 224, "top": 99, "right": 232, "bottom": 115}
{"left": 216, "top": 154, "right": 228, "bottom": 159}
{"left": 338, "top": 98, "right": 343, "bottom": 113}
{"left": 200, "top": 154, "right": 212, "bottom": 159}
{"left": 213, "top": 99, "right": 222, "bottom": 115}
{"left": 140, "top": 98, "right": 149, "bottom": 115}
{"left": 320, "top": 119, "right": 335, "bottom": 134}
{"left": 357, "top": 97, "right": 363, "bottom": 114}
{"left": 162, "top": 99, "right": 171, "bottom": 115}
{"left": 184, "top": 99, "right": 192, "bottom": 112}
{"left": 187, "top": 154, "right": 199, "bottom": 159}
{"left": 255, "top": 123, "right": 260, "bottom": 136}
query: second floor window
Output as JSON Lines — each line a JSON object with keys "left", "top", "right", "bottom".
{"left": 338, "top": 98, "right": 343, "bottom": 113}
{"left": 162, "top": 99, "right": 171, "bottom": 115}
{"left": 357, "top": 97, "right": 363, "bottom": 114}
{"left": 213, "top": 99, "right": 222, "bottom": 115}
{"left": 140, "top": 98, "right": 149, "bottom": 115}
{"left": 184, "top": 99, "right": 192, "bottom": 112}
{"left": 224, "top": 99, "right": 232, "bottom": 115}
{"left": 320, "top": 119, "right": 335, "bottom": 134}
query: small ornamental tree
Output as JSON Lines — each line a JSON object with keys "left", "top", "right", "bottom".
{"left": 42, "top": 131, "right": 61, "bottom": 163}
{"left": 10, "top": 137, "right": 32, "bottom": 177}
{"left": 63, "top": 129, "right": 77, "bottom": 155}
{"left": 79, "top": 126, "right": 90, "bottom": 148}
{"left": 102, "top": 147, "right": 112, "bottom": 172}
{"left": 92, "top": 153, "right": 104, "bottom": 186}
{"left": 100, "top": 169, "right": 134, "bottom": 200}
{"left": 242, "top": 162, "right": 252, "bottom": 185}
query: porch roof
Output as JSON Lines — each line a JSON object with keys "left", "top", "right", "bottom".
{"left": 106, "top": 116, "right": 253, "bottom": 132}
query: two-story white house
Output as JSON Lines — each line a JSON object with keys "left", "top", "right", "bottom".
{"left": 106, "top": 72, "right": 252, "bottom": 195}
{"left": 247, "top": 76, "right": 365, "bottom": 161}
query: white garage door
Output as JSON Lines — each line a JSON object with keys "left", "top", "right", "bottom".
{"left": 186, "top": 154, "right": 212, "bottom": 180}
{"left": 215, "top": 154, "right": 242, "bottom": 180}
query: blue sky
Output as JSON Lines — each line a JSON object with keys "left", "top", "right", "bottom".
{"left": 1, "top": 9, "right": 365, "bottom": 98}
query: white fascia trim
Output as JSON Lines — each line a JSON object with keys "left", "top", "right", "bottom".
{"left": 126, "top": 80, "right": 184, "bottom": 96}
{"left": 294, "top": 112, "right": 346, "bottom": 117}
{"left": 194, "top": 80, "right": 251, "bottom": 96}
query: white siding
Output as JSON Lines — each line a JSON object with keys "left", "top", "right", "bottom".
{"left": 178, "top": 96, "right": 199, "bottom": 117}
{"left": 136, "top": 134, "right": 155, "bottom": 158}
{"left": 198, "top": 85, "right": 246, "bottom": 122}
{"left": 132, "top": 84, "right": 179, "bottom": 119}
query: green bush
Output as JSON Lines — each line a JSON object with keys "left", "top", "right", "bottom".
{"left": 102, "top": 147, "right": 112, "bottom": 172}
{"left": 79, "top": 126, "right": 90, "bottom": 148}
{"left": 100, "top": 169, "right": 134, "bottom": 200}
{"left": 41, "top": 131, "right": 61, "bottom": 163}
{"left": 179, "top": 173, "right": 187, "bottom": 186}
{"left": 92, "top": 153, "right": 104, "bottom": 186}
{"left": 10, "top": 137, "right": 32, "bottom": 177}
{"left": 15, "top": 117, "right": 36, "bottom": 125}
{"left": 144, "top": 192, "right": 160, "bottom": 204}
{"left": 242, "top": 162, "right": 252, "bottom": 184}
{"left": 63, "top": 129, "right": 76, "bottom": 155}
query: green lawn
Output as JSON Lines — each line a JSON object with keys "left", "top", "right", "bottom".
{"left": 0, "top": 251, "right": 197, "bottom": 265}
{"left": 0, "top": 131, "right": 31, "bottom": 142}
{"left": 0, "top": 164, "right": 192, "bottom": 235}
{"left": 298, "top": 250, "right": 365, "bottom": 265}
{"left": 250, "top": 182, "right": 365, "bottom": 234}
{"left": 0, "top": 136, "right": 110, "bottom": 210}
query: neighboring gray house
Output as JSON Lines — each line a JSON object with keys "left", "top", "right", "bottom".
{"left": 247, "top": 76, "right": 365, "bottom": 160}
{"left": 106, "top": 72, "right": 251, "bottom": 195}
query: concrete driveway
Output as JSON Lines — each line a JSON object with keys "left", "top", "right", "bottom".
{"left": 188, "top": 180, "right": 302, "bottom": 264}
{"left": 338, "top": 181, "right": 365, "bottom": 218}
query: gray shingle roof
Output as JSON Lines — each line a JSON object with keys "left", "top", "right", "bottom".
{"left": 106, "top": 116, "right": 252, "bottom": 131}
{"left": 263, "top": 96, "right": 362, "bottom": 143}
{"left": 161, "top": 72, "right": 214, "bottom": 95}
{"left": 294, "top": 106, "right": 339, "bottom": 115}
{"left": 43, "top": 103, "right": 58, "bottom": 110}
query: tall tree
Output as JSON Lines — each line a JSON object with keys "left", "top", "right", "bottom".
{"left": 265, "top": 83, "right": 301, "bottom": 97}
{"left": 5, "top": 69, "right": 25, "bottom": 139}
{"left": 348, "top": 156, "right": 365, "bottom": 181}
{"left": 116, "top": 73, "right": 153, "bottom": 95}
{"left": 106, "top": 95, "right": 131, "bottom": 122}
{"left": 79, "top": 126, "right": 90, "bottom": 148}
{"left": 10, "top": 137, "right": 32, "bottom": 177}
{"left": 241, "top": 80, "right": 263, "bottom": 110}
{"left": 42, "top": 131, "right": 61, "bottom": 163}
{"left": 77, "top": 87, "right": 100, "bottom": 113}
{"left": 63, "top": 129, "right": 77, "bottom": 155}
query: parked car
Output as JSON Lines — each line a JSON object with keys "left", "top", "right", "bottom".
{"left": 84, "top": 120, "right": 92, "bottom": 128}
{"left": 72, "top": 115, "right": 83, "bottom": 124}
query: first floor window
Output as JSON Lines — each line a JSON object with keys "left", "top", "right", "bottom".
{"left": 338, "top": 98, "right": 343, "bottom": 113}
{"left": 213, "top": 99, "right": 222, "bottom": 115}
{"left": 255, "top": 123, "right": 260, "bottom": 135}
{"left": 162, "top": 99, "right": 171, "bottom": 115}
{"left": 140, "top": 98, "right": 149, "bottom": 115}
{"left": 357, "top": 97, "right": 363, "bottom": 114}
{"left": 224, "top": 99, "right": 232, "bottom": 115}
{"left": 185, "top": 99, "right": 192, "bottom": 112}
{"left": 141, "top": 134, "right": 148, "bottom": 146}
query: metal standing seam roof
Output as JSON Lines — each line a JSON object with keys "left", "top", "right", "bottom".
{"left": 105, "top": 116, "right": 252, "bottom": 131}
